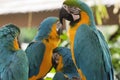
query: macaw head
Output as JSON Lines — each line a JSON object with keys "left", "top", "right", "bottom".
{"left": 59, "top": 0, "right": 95, "bottom": 26}
{"left": 52, "top": 47, "right": 80, "bottom": 80}
{"left": 35, "top": 17, "right": 63, "bottom": 45}
{"left": 0, "top": 24, "right": 20, "bottom": 50}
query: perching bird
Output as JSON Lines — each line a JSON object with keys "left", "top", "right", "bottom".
{"left": 0, "top": 24, "right": 29, "bottom": 80}
{"left": 25, "top": 17, "right": 62, "bottom": 80}
{"left": 52, "top": 47, "right": 80, "bottom": 80}
{"left": 59, "top": 0, "right": 114, "bottom": 80}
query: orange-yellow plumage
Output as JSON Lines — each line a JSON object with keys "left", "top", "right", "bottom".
{"left": 13, "top": 37, "right": 20, "bottom": 50}
{"left": 29, "top": 22, "right": 60, "bottom": 80}
{"left": 68, "top": 11, "right": 90, "bottom": 80}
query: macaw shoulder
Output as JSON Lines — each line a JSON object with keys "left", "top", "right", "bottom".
{"left": 25, "top": 41, "right": 46, "bottom": 63}
{"left": 75, "top": 24, "right": 98, "bottom": 40}
{"left": 26, "top": 41, "right": 46, "bottom": 56}
{"left": 74, "top": 24, "right": 100, "bottom": 54}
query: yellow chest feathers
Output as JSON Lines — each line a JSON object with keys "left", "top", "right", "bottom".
{"left": 69, "top": 11, "right": 90, "bottom": 47}
{"left": 29, "top": 23, "right": 61, "bottom": 79}
{"left": 68, "top": 11, "right": 89, "bottom": 80}
{"left": 69, "top": 11, "right": 90, "bottom": 56}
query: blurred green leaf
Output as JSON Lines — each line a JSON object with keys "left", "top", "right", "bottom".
{"left": 110, "top": 48, "right": 120, "bottom": 72}
{"left": 20, "top": 27, "right": 37, "bottom": 43}
{"left": 93, "top": 4, "right": 109, "bottom": 25}
{"left": 49, "top": 68, "right": 56, "bottom": 73}
{"left": 60, "top": 33, "right": 68, "bottom": 40}
{"left": 45, "top": 78, "right": 52, "bottom": 80}
{"left": 95, "top": 8, "right": 102, "bottom": 25}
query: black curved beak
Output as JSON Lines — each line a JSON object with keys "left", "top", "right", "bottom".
{"left": 59, "top": 7, "right": 73, "bottom": 24}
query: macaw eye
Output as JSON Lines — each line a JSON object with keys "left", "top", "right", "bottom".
{"left": 62, "top": 4, "right": 69, "bottom": 13}
{"left": 63, "top": 4, "right": 68, "bottom": 9}
{"left": 63, "top": 4, "right": 80, "bottom": 15}
{"left": 56, "top": 21, "right": 62, "bottom": 35}
{"left": 69, "top": 6, "right": 81, "bottom": 15}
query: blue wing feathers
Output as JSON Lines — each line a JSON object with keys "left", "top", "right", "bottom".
{"left": 25, "top": 41, "right": 45, "bottom": 77}
{"left": 74, "top": 24, "right": 113, "bottom": 80}
{"left": 97, "top": 30, "right": 114, "bottom": 80}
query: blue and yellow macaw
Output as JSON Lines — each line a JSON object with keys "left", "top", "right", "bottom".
{"left": 52, "top": 47, "right": 80, "bottom": 80}
{"left": 0, "top": 24, "right": 29, "bottom": 80}
{"left": 25, "top": 17, "right": 62, "bottom": 80}
{"left": 59, "top": 0, "right": 114, "bottom": 80}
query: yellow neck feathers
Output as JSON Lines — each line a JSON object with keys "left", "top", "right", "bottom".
{"left": 68, "top": 11, "right": 89, "bottom": 80}
{"left": 69, "top": 11, "right": 89, "bottom": 65}
{"left": 13, "top": 37, "right": 20, "bottom": 50}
